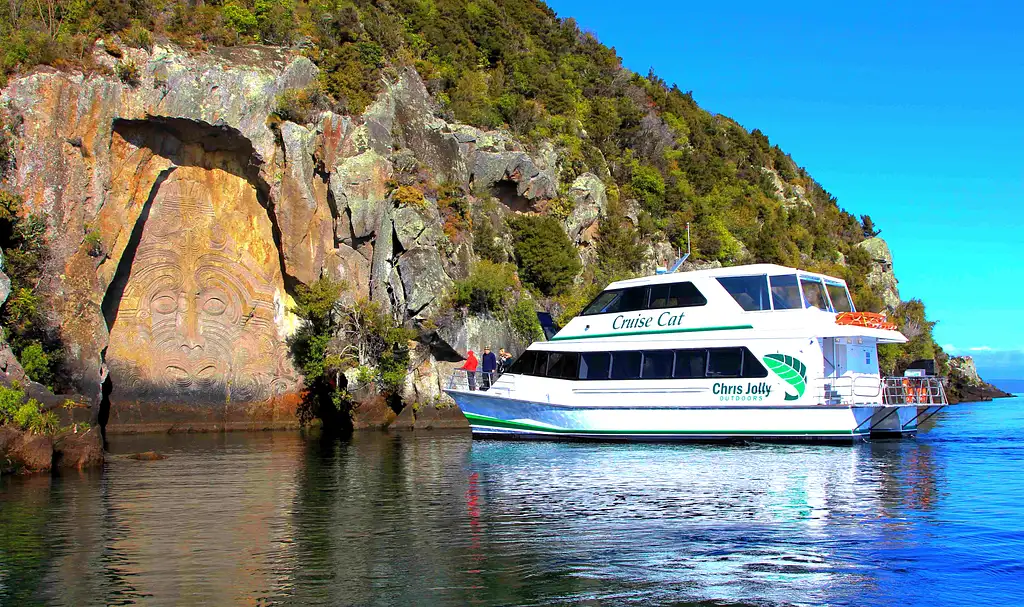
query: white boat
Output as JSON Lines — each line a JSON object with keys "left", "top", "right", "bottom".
{"left": 444, "top": 263, "right": 948, "bottom": 442}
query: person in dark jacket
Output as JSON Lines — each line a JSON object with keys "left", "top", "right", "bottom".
{"left": 461, "top": 350, "right": 479, "bottom": 390}
{"left": 481, "top": 346, "right": 497, "bottom": 390}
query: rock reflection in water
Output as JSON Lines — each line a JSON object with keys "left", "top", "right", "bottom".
{"left": 3, "top": 401, "right": 1024, "bottom": 606}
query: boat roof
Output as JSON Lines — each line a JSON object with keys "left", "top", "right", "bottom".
{"left": 608, "top": 263, "right": 847, "bottom": 289}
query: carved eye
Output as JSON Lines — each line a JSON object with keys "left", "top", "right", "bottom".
{"left": 202, "top": 297, "right": 227, "bottom": 316}
{"left": 152, "top": 295, "right": 178, "bottom": 315}
{"left": 195, "top": 365, "right": 218, "bottom": 386}
{"left": 166, "top": 365, "right": 191, "bottom": 387}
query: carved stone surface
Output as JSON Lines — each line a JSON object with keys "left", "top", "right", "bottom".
{"left": 106, "top": 167, "right": 300, "bottom": 431}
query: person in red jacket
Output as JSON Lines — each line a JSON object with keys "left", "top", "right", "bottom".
{"left": 461, "top": 349, "right": 479, "bottom": 390}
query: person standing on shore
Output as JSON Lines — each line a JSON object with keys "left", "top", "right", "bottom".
{"left": 461, "top": 350, "right": 479, "bottom": 391}
{"left": 482, "top": 346, "right": 497, "bottom": 390}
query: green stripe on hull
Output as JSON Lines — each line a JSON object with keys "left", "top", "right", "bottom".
{"left": 549, "top": 324, "right": 753, "bottom": 341}
{"left": 462, "top": 412, "right": 855, "bottom": 436}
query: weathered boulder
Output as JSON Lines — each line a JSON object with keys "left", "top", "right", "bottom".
{"left": 53, "top": 428, "right": 104, "bottom": 470}
{"left": 564, "top": 173, "right": 607, "bottom": 243}
{"left": 397, "top": 246, "right": 452, "bottom": 318}
{"left": 411, "top": 404, "right": 468, "bottom": 430}
{"left": 1, "top": 430, "right": 53, "bottom": 474}
{"left": 330, "top": 149, "right": 393, "bottom": 240}
{"left": 856, "top": 237, "right": 901, "bottom": 311}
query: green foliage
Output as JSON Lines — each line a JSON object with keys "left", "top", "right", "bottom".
{"left": 860, "top": 214, "right": 881, "bottom": 238}
{"left": 508, "top": 215, "right": 580, "bottom": 296}
{"left": 115, "top": 60, "right": 140, "bottom": 87}
{"left": 18, "top": 343, "right": 51, "bottom": 386}
{"left": 84, "top": 228, "right": 103, "bottom": 257}
{"left": 630, "top": 164, "right": 666, "bottom": 216}
{"left": 0, "top": 383, "right": 26, "bottom": 425}
{"left": 0, "top": 192, "right": 65, "bottom": 390}
{"left": 595, "top": 198, "right": 644, "bottom": 282}
{"left": 289, "top": 277, "right": 414, "bottom": 426}
{"left": 273, "top": 84, "right": 326, "bottom": 124}
{"left": 471, "top": 215, "right": 506, "bottom": 263}
{"left": 451, "top": 260, "right": 518, "bottom": 314}
{"left": 877, "top": 299, "right": 946, "bottom": 376}
{"left": 222, "top": 2, "right": 258, "bottom": 35}
{"left": 509, "top": 296, "right": 543, "bottom": 341}
{"left": 13, "top": 400, "right": 39, "bottom": 429}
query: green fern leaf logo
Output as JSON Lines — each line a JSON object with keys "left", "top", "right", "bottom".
{"left": 762, "top": 354, "right": 807, "bottom": 401}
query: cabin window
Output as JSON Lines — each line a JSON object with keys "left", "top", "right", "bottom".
{"left": 826, "top": 282, "right": 855, "bottom": 313}
{"left": 581, "top": 287, "right": 648, "bottom": 315}
{"left": 579, "top": 352, "right": 611, "bottom": 380}
{"left": 674, "top": 349, "right": 706, "bottom": 378}
{"left": 707, "top": 348, "right": 744, "bottom": 377}
{"left": 648, "top": 282, "right": 707, "bottom": 309}
{"left": 717, "top": 275, "right": 771, "bottom": 311}
{"left": 641, "top": 351, "right": 675, "bottom": 379}
{"left": 508, "top": 350, "right": 539, "bottom": 375}
{"left": 582, "top": 290, "right": 621, "bottom": 315}
{"left": 610, "top": 351, "right": 642, "bottom": 380}
{"left": 769, "top": 274, "right": 802, "bottom": 310}
{"left": 545, "top": 352, "right": 580, "bottom": 380}
{"left": 800, "top": 276, "right": 832, "bottom": 311}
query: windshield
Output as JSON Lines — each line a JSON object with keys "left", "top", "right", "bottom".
{"left": 825, "top": 282, "right": 855, "bottom": 313}
{"left": 717, "top": 275, "right": 770, "bottom": 311}
{"left": 800, "top": 276, "right": 832, "bottom": 311}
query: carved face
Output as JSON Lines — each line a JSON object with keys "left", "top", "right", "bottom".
{"left": 108, "top": 168, "right": 296, "bottom": 406}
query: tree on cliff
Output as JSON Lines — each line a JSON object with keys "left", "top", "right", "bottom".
{"left": 861, "top": 214, "right": 881, "bottom": 238}
{"left": 509, "top": 215, "right": 580, "bottom": 296}
{"left": 289, "top": 278, "right": 413, "bottom": 429}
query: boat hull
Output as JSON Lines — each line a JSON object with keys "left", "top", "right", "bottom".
{"left": 446, "top": 390, "right": 896, "bottom": 442}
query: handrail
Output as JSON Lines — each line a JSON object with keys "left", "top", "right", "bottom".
{"left": 446, "top": 369, "right": 499, "bottom": 392}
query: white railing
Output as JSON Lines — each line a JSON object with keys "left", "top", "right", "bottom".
{"left": 446, "top": 369, "right": 499, "bottom": 392}
{"left": 812, "top": 376, "right": 947, "bottom": 406}
{"left": 881, "top": 376, "right": 948, "bottom": 406}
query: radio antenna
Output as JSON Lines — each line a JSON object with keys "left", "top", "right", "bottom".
{"left": 669, "top": 223, "right": 691, "bottom": 273}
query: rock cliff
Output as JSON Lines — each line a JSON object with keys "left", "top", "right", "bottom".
{"left": 856, "top": 237, "right": 901, "bottom": 311}
{"left": 0, "top": 44, "right": 569, "bottom": 432}
{"left": 946, "top": 355, "right": 1012, "bottom": 403}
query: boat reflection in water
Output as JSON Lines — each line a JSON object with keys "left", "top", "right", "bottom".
{"left": 0, "top": 423, "right": 969, "bottom": 606}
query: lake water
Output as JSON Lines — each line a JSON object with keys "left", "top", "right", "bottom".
{"left": 2, "top": 397, "right": 1024, "bottom": 606}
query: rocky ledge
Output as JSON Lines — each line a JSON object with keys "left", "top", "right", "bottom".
{"left": 946, "top": 356, "right": 1013, "bottom": 403}
{"left": 0, "top": 427, "right": 103, "bottom": 475}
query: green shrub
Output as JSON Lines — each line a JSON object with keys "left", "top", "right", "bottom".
{"left": 115, "top": 60, "right": 140, "bottom": 86}
{"left": 451, "top": 260, "right": 518, "bottom": 314}
{"left": 472, "top": 216, "right": 506, "bottom": 264}
{"left": 0, "top": 383, "right": 27, "bottom": 425}
{"left": 630, "top": 164, "right": 666, "bottom": 216}
{"left": 509, "top": 215, "right": 581, "bottom": 296}
{"left": 123, "top": 24, "right": 154, "bottom": 51}
{"left": 273, "top": 84, "right": 326, "bottom": 124}
{"left": 18, "top": 342, "right": 52, "bottom": 386}
{"left": 84, "top": 229, "right": 103, "bottom": 257}
{"left": 509, "top": 297, "right": 543, "bottom": 341}
{"left": 13, "top": 399, "right": 39, "bottom": 429}
{"left": 222, "top": 2, "right": 257, "bottom": 35}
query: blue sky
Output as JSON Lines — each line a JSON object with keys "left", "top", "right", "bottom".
{"left": 546, "top": 0, "right": 1024, "bottom": 379}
